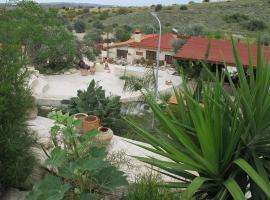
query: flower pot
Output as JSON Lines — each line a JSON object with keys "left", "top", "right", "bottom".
{"left": 83, "top": 115, "right": 100, "bottom": 133}
{"left": 95, "top": 127, "right": 113, "bottom": 145}
{"left": 80, "top": 68, "right": 89, "bottom": 76}
{"left": 74, "top": 113, "right": 88, "bottom": 134}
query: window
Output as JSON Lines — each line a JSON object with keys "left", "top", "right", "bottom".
{"left": 136, "top": 51, "right": 143, "bottom": 56}
{"left": 146, "top": 50, "right": 156, "bottom": 60}
{"left": 165, "top": 55, "right": 173, "bottom": 64}
{"left": 117, "top": 49, "right": 128, "bottom": 58}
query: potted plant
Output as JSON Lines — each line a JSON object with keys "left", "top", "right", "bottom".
{"left": 79, "top": 60, "right": 89, "bottom": 76}
{"left": 95, "top": 127, "right": 114, "bottom": 145}
{"left": 74, "top": 113, "right": 88, "bottom": 134}
{"left": 83, "top": 115, "right": 100, "bottom": 133}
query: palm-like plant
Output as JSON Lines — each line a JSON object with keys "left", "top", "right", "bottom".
{"left": 126, "top": 38, "right": 270, "bottom": 199}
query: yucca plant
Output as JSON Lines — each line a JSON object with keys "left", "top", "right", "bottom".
{"left": 126, "top": 37, "right": 270, "bottom": 199}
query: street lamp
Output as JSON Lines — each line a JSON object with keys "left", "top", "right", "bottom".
{"left": 151, "top": 12, "right": 162, "bottom": 101}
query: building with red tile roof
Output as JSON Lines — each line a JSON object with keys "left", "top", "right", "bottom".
{"left": 174, "top": 36, "right": 270, "bottom": 68}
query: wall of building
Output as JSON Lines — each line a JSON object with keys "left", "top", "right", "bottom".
{"left": 106, "top": 47, "right": 174, "bottom": 65}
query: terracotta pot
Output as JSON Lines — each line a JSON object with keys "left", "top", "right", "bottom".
{"left": 80, "top": 68, "right": 89, "bottom": 76}
{"left": 95, "top": 127, "right": 114, "bottom": 145}
{"left": 74, "top": 113, "right": 88, "bottom": 134}
{"left": 83, "top": 115, "right": 100, "bottom": 133}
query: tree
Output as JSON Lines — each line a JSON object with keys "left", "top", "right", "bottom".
{"left": 244, "top": 19, "right": 267, "bottom": 31}
{"left": 171, "top": 38, "right": 186, "bottom": 53}
{"left": 155, "top": 4, "right": 162, "bottom": 12}
{"left": 10, "top": 1, "right": 77, "bottom": 71}
{"left": 115, "top": 28, "right": 131, "bottom": 42}
{"left": 0, "top": 6, "right": 36, "bottom": 188}
{"left": 92, "top": 20, "right": 104, "bottom": 30}
{"left": 74, "top": 20, "right": 86, "bottom": 33}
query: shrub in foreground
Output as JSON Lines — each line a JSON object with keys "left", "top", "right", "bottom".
{"left": 126, "top": 38, "right": 270, "bottom": 199}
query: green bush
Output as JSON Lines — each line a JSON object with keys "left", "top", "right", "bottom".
{"left": 0, "top": 18, "right": 36, "bottom": 188}
{"left": 26, "top": 111, "right": 128, "bottom": 200}
{"left": 244, "top": 18, "right": 267, "bottom": 31}
{"left": 155, "top": 4, "right": 163, "bottom": 12}
{"left": 68, "top": 80, "right": 122, "bottom": 131}
{"left": 74, "top": 20, "right": 86, "bottom": 33}
{"left": 180, "top": 5, "right": 188, "bottom": 10}
{"left": 123, "top": 174, "right": 182, "bottom": 200}
{"left": 126, "top": 38, "right": 270, "bottom": 199}
{"left": 92, "top": 20, "right": 104, "bottom": 30}
{"left": 171, "top": 39, "right": 186, "bottom": 53}
{"left": 224, "top": 13, "right": 249, "bottom": 23}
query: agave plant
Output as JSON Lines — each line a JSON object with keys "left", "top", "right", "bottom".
{"left": 126, "top": 38, "right": 270, "bottom": 199}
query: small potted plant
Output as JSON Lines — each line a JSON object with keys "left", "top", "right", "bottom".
{"left": 94, "top": 127, "right": 114, "bottom": 145}
{"left": 79, "top": 60, "right": 89, "bottom": 76}
{"left": 83, "top": 115, "right": 100, "bottom": 133}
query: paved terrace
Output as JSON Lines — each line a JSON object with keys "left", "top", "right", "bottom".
{"left": 31, "top": 64, "right": 182, "bottom": 106}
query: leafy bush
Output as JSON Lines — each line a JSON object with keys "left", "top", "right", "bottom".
{"left": 126, "top": 38, "right": 270, "bottom": 199}
{"left": 244, "top": 18, "right": 267, "bottom": 31}
{"left": 115, "top": 28, "right": 131, "bottom": 42}
{"left": 68, "top": 80, "right": 122, "bottom": 131}
{"left": 92, "top": 20, "right": 104, "bottom": 30}
{"left": 0, "top": 12, "right": 36, "bottom": 188}
{"left": 182, "top": 24, "right": 204, "bottom": 36}
{"left": 180, "top": 5, "right": 188, "bottom": 10}
{"left": 26, "top": 111, "right": 128, "bottom": 200}
{"left": 74, "top": 20, "right": 86, "bottom": 33}
{"left": 155, "top": 4, "right": 163, "bottom": 12}
{"left": 123, "top": 174, "right": 181, "bottom": 200}
{"left": 224, "top": 13, "right": 249, "bottom": 23}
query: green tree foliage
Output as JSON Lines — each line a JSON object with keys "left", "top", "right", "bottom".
{"left": 26, "top": 111, "right": 127, "bottom": 200}
{"left": 155, "top": 4, "right": 163, "bottom": 12}
{"left": 0, "top": 7, "right": 36, "bottom": 188}
{"left": 115, "top": 28, "right": 131, "bottom": 42}
{"left": 126, "top": 38, "right": 270, "bottom": 199}
{"left": 8, "top": 1, "right": 76, "bottom": 71}
{"left": 244, "top": 18, "right": 267, "bottom": 31}
{"left": 92, "top": 20, "right": 104, "bottom": 30}
{"left": 224, "top": 13, "right": 249, "bottom": 23}
{"left": 74, "top": 20, "right": 86, "bottom": 33}
{"left": 180, "top": 5, "right": 188, "bottom": 10}
{"left": 171, "top": 39, "right": 186, "bottom": 53}
{"left": 68, "top": 80, "right": 122, "bottom": 131}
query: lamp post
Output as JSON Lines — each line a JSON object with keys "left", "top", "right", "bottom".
{"left": 151, "top": 12, "right": 162, "bottom": 101}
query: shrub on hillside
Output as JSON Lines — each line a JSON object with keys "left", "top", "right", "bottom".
{"left": 74, "top": 20, "right": 86, "bottom": 33}
{"left": 224, "top": 13, "right": 249, "bottom": 23}
{"left": 171, "top": 38, "right": 186, "bottom": 52}
{"left": 155, "top": 4, "right": 162, "bottom": 12}
{"left": 92, "top": 20, "right": 104, "bottom": 30}
{"left": 244, "top": 18, "right": 267, "bottom": 31}
{"left": 180, "top": 5, "right": 188, "bottom": 10}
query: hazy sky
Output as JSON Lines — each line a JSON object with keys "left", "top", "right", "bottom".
{"left": 1, "top": 0, "right": 202, "bottom": 6}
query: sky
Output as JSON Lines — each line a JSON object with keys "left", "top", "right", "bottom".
{"left": 0, "top": 0, "right": 202, "bottom": 6}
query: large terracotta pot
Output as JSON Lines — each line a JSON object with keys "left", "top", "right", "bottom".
{"left": 83, "top": 115, "right": 100, "bottom": 133}
{"left": 94, "top": 127, "right": 113, "bottom": 145}
{"left": 74, "top": 113, "right": 88, "bottom": 134}
{"left": 80, "top": 68, "right": 89, "bottom": 76}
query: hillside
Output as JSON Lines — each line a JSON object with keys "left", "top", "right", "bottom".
{"left": 96, "top": 0, "right": 269, "bottom": 39}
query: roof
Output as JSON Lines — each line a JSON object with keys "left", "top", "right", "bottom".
{"left": 130, "top": 33, "right": 177, "bottom": 51}
{"left": 107, "top": 33, "right": 177, "bottom": 51}
{"left": 174, "top": 36, "right": 270, "bottom": 68}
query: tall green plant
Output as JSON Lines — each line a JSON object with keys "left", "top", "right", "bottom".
{"left": 0, "top": 8, "right": 36, "bottom": 188}
{"left": 26, "top": 111, "right": 127, "bottom": 200}
{"left": 126, "top": 38, "right": 270, "bottom": 199}
{"left": 68, "top": 80, "right": 121, "bottom": 131}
